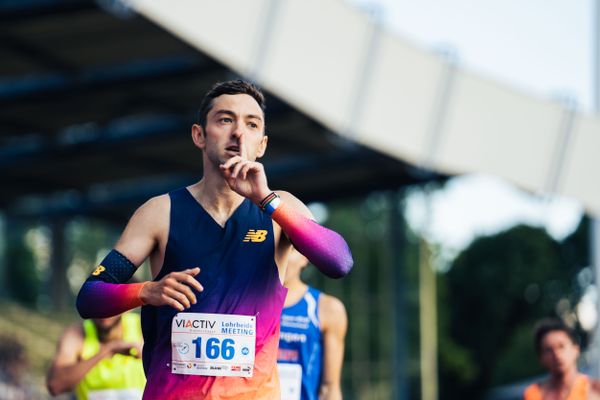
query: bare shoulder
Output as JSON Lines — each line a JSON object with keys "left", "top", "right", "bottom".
{"left": 122, "top": 194, "right": 170, "bottom": 233}
{"left": 274, "top": 190, "right": 313, "bottom": 219}
{"left": 319, "top": 293, "right": 347, "bottom": 331}
{"left": 114, "top": 194, "right": 170, "bottom": 264}
{"left": 135, "top": 194, "right": 170, "bottom": 218}
{"left": 60, "top": 323, "right": 84, "bottom": 342}
{"left": 62, "top": 323, "right": 84, "bottom": 339}
{"left": 53, "top": 324, "right": 85, "bottom": 359}
{"left": 320, "top": 293, "right": 346, "bottom": 316}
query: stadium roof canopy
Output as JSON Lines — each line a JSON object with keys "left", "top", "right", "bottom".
{"left": 127, "top": 0, "right": 600, "bottom": 218}
{"left": 0, "top": 0, "right": 435, "bottom": 223}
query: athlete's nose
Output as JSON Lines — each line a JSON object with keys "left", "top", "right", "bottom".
{"left": 231, "top": 121, "right": 247, "bottom": 139}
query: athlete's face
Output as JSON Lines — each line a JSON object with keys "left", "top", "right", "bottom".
{"left": 193, "top": 94, "right": 267, "bottom": 166}
{"left": 539, "top": 330, "right": 579, "bottom": 376}
{"left": 93, "top": 315, "right": 122, "bottom": 334}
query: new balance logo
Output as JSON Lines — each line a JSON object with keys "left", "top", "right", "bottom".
{"left": 92, "top": 266, "right": 106, "bottom": 276}
{"left": 243, "top": 229, "right": 268, "bottom": 243}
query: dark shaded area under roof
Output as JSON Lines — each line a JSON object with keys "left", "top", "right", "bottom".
{"left": 0, "top": 0, "right": 439, "bottom": 224}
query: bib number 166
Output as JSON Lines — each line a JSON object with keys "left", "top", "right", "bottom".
{"left": 192, "top": 337, "right": 236, "bottom": 360}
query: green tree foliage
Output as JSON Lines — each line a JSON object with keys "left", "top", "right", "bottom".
{"left": 4, "top": 226, "right": 39, "bottom": 306}
{"left": 561, "top": 215, "right": 589, "bottom": 273}
{"left": 303, "top": 192, "right": 423, "bottom": 399}
{"left": 438, "top": 224, "right": 580, "bottom": 399}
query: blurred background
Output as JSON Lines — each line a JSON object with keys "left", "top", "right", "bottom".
{"left": 0, "top": 0, "right": 598, "bottom": 399}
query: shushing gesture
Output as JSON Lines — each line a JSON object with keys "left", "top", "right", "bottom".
{"left": 219, "top": 134, "right": 270, "bottom": 204}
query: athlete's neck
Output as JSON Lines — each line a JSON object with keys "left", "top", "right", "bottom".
{"left": 189, "top": 179, "right": 245, "bottom": 226}
{"left": 284, "top": 279, "right": 308, "bottom": 307}
{"left": 547, "top": 368, "right": 580, "bottom": 395}
{"left": 97, "top": 321, "right": 123, "bottom": 343}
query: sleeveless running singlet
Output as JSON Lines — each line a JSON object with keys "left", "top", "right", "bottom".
{"left": 75, "top": 313, "right": 145, "bottom": 400}
{"left": 278, "top": 287, "right": 323, "bottom": 400}
{"left": 141, "top": 188, "right": 287, "bottom": 399}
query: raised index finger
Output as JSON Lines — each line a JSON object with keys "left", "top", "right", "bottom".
{"left": 239, "top": 131, "right": 248, "bottom": 160}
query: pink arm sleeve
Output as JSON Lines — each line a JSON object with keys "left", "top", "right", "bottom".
{"left": 271, "top": 202, "right": 353, "bottom": 278}
{"left": 76, "top": 281, "right": 145, "bottom": 319}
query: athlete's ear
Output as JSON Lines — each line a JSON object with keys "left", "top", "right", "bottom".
{"left": 192, "top": 124, "right": 206, "bottom": 150}
{"left": 256, "top": 134, "right": 268, "bottom": 159}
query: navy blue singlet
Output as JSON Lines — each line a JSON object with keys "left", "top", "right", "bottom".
{"left": 140, "top": 187, "right": 286, "bottom": 399}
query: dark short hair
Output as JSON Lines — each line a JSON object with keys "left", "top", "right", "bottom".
{"left": 197, "top": 80, "right": 266, "bottom": 128}
{"left": 533, "top": 318, "right": 578, "bottom": 354}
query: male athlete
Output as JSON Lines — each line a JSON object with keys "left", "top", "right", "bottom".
{"left": 523, "top": 318, "right": 600, "bottom": 400}
{"left": 278, "top": 249, "right": 347, "bottom": 400}
{"left": 47, "top": 313, "right": 145, "bottom": 399}
{"left": 76, "top": 80, "right": 353, "bottom": 400}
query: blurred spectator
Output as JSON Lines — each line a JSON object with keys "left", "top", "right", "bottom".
{"left": 46, "top": 312, "right": 145, "bottom": 399}
{"left": 278, "top": 249, "right": 348, "bottom": 400}
{"left": 523, "top": 318, "right": 600, "bottom": 400}
{"left": 0, "top": 336, "right": 29, "bottom": 400}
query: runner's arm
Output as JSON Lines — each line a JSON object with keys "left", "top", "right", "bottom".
{"left": 271, "top": 191, "right": 353, "bottom": 278}
{"left": 218, "top": 140, "right": 353, "bottom": 278}
{"left": 76, "top": 195, "right": 203, "bottom": 319}
{"left": 318, "top": 294, "right": 348, "bottom": 400}
{"left": 46, "top": 325, "right": 110, "bottom": 395}
{"left": 76, "top": 197, "right": 161, "bottom": 318}
{"left": 47, "top": 325, "right": 143, "bottom": 395}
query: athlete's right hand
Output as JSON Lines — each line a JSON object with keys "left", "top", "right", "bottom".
{"left": 139, "top": 267, "right": 203, "bottom": 311}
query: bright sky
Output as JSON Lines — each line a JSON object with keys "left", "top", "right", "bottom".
{"left": 348, "top": 0, "right": 595, "bottom": 252}
{"left": 405, "top": 174, "right": 584, "bottom": 252}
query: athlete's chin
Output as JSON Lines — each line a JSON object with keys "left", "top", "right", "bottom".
{"left": 207, "top": 153, "right": 230, "bottom": 167}
{"left": 550, "top": 363, "right": 569, "bottom": 375}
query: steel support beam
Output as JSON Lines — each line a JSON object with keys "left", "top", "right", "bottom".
{"left": 5, "top": 147, "right": 427, "bottom": 219}
{"left": 0, "top": 0, "right": 94, "bottom": 22}
{"left": 0, "top": 54, "right": 211, "bottom": 104}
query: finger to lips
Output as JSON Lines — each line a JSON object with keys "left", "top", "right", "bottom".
{"left": 228, "top": 155, "right": 242, "bottom": 167}
{"left": 231, "top": 160, "right": 246, "bottom": 179}
{"left": 239, "top": 132, "right": 248, "bottom": 160}
{"left": 240, "top": 164, "right": 252, "bottom": 180}
{"left": 219, "top": 156, "right": 238, "bottom": 172}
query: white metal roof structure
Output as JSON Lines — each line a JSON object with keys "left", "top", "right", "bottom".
{"left": 130, "top": 0, "right": 600, "bottom": 216}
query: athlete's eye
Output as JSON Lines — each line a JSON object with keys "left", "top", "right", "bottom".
{"left": 219, "top": 117, "right": 233, "bottom": 124}
{"left": 248, "top": 122, "right": 258, "bottom": 129}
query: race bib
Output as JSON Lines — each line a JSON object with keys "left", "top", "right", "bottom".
{"left": 171, "top": 313, "right": 256, "bottom": 377}
{"left": 88, "top": 389, "right": 143, "bottom": 400}
{"left": 277, "top": 363, "right": 302, "bottom": 400}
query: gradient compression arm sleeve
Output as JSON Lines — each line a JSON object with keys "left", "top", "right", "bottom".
{"left": 271, "top": 202, "right": 353, "bottom": 278}
{"left": 76, "top": 250, "right": 145, "bottom": 319}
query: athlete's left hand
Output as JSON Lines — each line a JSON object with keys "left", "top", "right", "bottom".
{"left": 220, "top": 134, "right": 270, "bottom": 204}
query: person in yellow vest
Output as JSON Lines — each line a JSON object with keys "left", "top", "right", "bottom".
{"left": 46, "top": 312, "right": 145, "bottom": 400}
{"left": 523, "top": 318, "right": 600, "bottom": 400}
